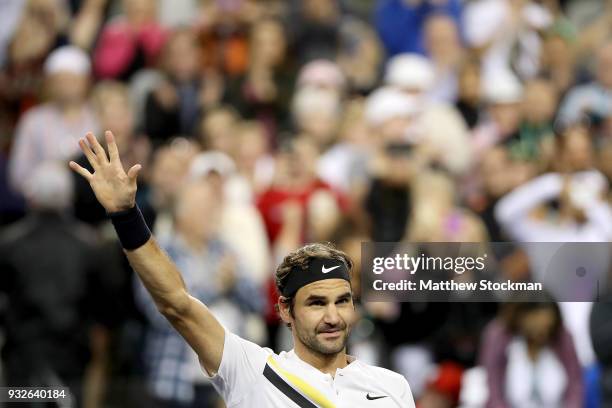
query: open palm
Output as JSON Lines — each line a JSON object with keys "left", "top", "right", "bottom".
{"left": 69, "top": 131, "right": 142, "bottom": 213}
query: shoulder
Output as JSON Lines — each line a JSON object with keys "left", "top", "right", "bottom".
{"left": 16, "top": 105, "right": 52, "bottom": 128}
{"left": 0, "top": 218, "right": 34, "bottom": 247}
{"left": 67, "top": 219, "right": 101, "bottom": 247}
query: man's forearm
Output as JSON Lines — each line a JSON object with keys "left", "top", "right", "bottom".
{"left": 495, "top": 173, "right": 563, "bottom": 225}
{"left": 122, "top": 234, "right": 225, "bottom": 373}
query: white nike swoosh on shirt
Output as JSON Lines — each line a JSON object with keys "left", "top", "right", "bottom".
{"left": 322, "top": 265, "right": 341, "bottom": 274}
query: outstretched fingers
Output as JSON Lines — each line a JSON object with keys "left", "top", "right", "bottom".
{"left": 105, "top": 131, "right": 121, "bottom": 165}
{"left": 69, "top": 161, "right": 93, "bottom": 181}
{"left": 79, "top": 136, "right": 99, "bottom": 170}
{"left": 86, "top": 132, "right": 109, "bottom": 164}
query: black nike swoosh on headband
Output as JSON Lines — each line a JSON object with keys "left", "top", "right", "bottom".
{"left": 366, "top": 393, "right": 389, "bottom": 400}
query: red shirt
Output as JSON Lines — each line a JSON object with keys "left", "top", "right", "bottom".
{"left": 256, "top": 179, "right": 347, "bottom": 244}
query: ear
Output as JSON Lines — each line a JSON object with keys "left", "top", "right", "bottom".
{"left": 278, "top": 296, "right": 293, "bottom": 327}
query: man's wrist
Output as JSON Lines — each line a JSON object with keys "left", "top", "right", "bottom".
{"left": 109, "top": 204, "right": 152, "bottom": 250}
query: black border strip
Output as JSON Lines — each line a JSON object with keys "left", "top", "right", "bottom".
{"left": 263, "top": 364, "right": 320, "bottom": 408}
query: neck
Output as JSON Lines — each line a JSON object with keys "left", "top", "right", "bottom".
{"left": 294, "top": 342, "right": 349, "bottom": 377}
{"left": 55, "top": 101, "right": 83, "bottom": 117}
{"left": 527, "top": 341, "right": 542, "bottom": 361}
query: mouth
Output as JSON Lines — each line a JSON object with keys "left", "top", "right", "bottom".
{"left": 318, "top": 329, "right": 343, "bottom": 340}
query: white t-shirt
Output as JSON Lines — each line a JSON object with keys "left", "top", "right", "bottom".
{"left": 206, "top": 329, "right": 415, "bottom": 407}
{"left": 505, "top": 338, "right": 567, "bottom": 408}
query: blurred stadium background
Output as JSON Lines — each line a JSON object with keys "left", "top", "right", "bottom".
{"left": 0, "top": 0, "right": 611, "bottom": 407}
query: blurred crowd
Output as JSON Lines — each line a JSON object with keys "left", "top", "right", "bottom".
{"left": 0, "top": 0, "right": 611, "bottom": 407}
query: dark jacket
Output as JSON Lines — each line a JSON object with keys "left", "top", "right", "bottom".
{"left": 0, "top": 212, "right": 108, "bottom": 384}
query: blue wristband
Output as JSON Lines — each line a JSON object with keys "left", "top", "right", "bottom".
{"left": 109, "top": 205, "right": 152, "bottom": 250}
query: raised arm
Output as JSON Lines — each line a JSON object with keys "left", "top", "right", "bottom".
{"left": 69, "top": 131, "right": 225, "bottom": 375}
{"left": 494, "top": 172, "right": 563, "bottom": 241}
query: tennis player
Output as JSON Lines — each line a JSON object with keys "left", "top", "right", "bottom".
{"left": 70, "top": 131, "right": 415, "bottom": 407}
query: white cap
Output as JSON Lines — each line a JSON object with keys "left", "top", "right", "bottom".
{"left": 189, "top": 151, "right": 236, "bottom": 180}
{"left": 482, "top": 70, "right": 524, "bottom": 104}
{"left": 365, "top": 86, "right": 420, "bottom": 126}
{"left": 44, "top": 46, "right": 91, "bottom": 76}
{"left": 384, "top": 53, "right": 435, "bottom": 92}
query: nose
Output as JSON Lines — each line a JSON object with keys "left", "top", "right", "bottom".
{"left": 323, "top": 304, "right": 341, "bottom": 326}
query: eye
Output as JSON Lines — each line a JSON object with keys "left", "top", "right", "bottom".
{"left": 309, "top": 300, "right": 325, "bottom": 306}
{"left": 337, "top": 298, "right": 350, "bottom": 304}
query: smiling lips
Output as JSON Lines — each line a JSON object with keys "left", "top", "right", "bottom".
{"left": 319, "top": 329, "right": 343, "bottom": 338}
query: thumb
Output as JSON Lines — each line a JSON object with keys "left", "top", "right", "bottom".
{"left": 127, "top": 164, "right": 142, "bottom": 181}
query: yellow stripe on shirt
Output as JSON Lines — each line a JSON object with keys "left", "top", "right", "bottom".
{"left": 267, "top": 355, "right": 337, "bottom": 408}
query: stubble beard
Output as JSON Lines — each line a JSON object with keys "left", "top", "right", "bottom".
{"left": 295, "top": 320, "right": 351, "bottom": 356}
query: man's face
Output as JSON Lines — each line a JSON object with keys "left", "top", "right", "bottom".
{"left": 290, "top": 279, "right": 355, "bottom": 356}
{"left": 519, "top": 307, "right": 557, "bottom": 347}
{"left": 49, "top": 72, "right": 89, "bottom": 105}
{"left": 491, "top": 102, "right": 521, "bottom": 136}
{"left": 522, "top": 80, "right": 557, "bottom": 124}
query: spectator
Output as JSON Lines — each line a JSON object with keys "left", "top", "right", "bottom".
{"left": 193, "top": 0, "right": 254, "bottom": 77}
{"left": 408, "top": 170, "right": 489, "bottom": 243}
{"left": 135, "top": 180, "right": 262, "bottom": 408}
{"left": 290, "top": 0, "right": 341, "bottom": 64}
{"left": 539, "top": 30, "right": 579, "bottom": 97}
{"left": 479, "top": 299, "right": 583, "bottom": 408}
{"left": 256, "top": 136, "right": 345, "bottom": 249}
{"left": 148, "top": 138, "right": 199, "bottom": 240}
{"left": 510, "top": 78, "right": 558, "bottom": 162}
{"left": 495, "top": 169, "right": 611, "bottom": 247}
{"left": 198, "top": 105, "right": 240, "bottom": 157}
{"left": 495, "top": 168, "right": 611, "bottom": 368}
{"left": 383, "top": 53, "right": 435, "bottom": 103}
{"left": 337, "top": 18, "right": 383, "bottom": 95}
{"left": 0, "top": 162, "right": 111, "bottom": 407}
{"left": 363, "top": 87, "right": 420, "bottom": 242}
{"left": 189, "top": 151, "right": 271, "bottom": 286}
{"left": 93, "top": 0, "right": 167, "bottom": 80}
{"left": 144, "top": 27, "right": 221, "bottom": 144}
{"left": 317, "top": 98, "right": 372, "bottom": 201}
{"left": 463, "top": 0, "right": 555, "bottom": 79}
{"left": 0, "top": 0, "right": 72, "bottom": 139}
{"left": 455, "top": 59, "right": 483, "bottom": 129}
{"left": 423, "top": 13, "right": 465, "bottom": 103}
{"left": 291, "top": 86, "right": 342, "bottom": 151}
{"left": 375, "top": 0, "right": 462, "bottom": 57}
{"left": 234, "top": 120, "right": 275, "bottom": 196}
{"left": 471, "top": 147, "right": 531, "bottom": 242}
{"left": 8, "top": 45, "right": 98, "bottom": 193}
{"left": 557, "top": 41, "right": 612, "bottom": 130}
{"left": 472, "top": 70, "right": 524, "bottom": 160}
{"left": 69, "top": 0, "right": 111, "bottom": 52}
{"left": 224, "top": 18, "right": 293, "bottom": 143}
